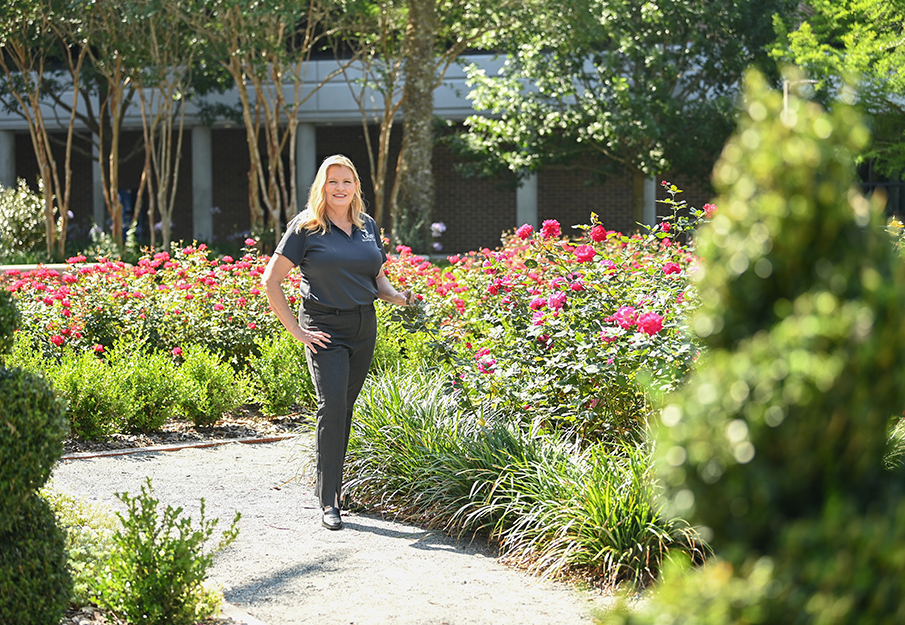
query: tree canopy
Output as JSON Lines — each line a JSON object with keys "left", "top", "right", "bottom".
{"left": 772, "top": 0, "right": 905, "bottom": 176}
{"left": 457, "top": 0, "right": 797, "bottom": 221}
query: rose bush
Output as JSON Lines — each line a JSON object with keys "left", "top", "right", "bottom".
{"left": 5, "top": 241, "right": 290, "bottom": 367}
{"left": 384, "top": 186, "right": 714, "bottom": 445}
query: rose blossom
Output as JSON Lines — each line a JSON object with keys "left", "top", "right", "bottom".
{"left": 172, "top": 346, "right": 183, "bottom": 357}
{"left": 590, "top": 225, "right": 607, "bottom": 242}
{"left": 540, "top": 219, "right": 561, "bottom": 240}
{"left": 637, "top": 312, "right": 664, "bottom": 336}
{"left": 612, "top": 306, "right": 637, "bottom": 329}
{"left": 574, "top": 245, "right": 596, "bottom": 263}
{"left": 703, "top": 203, "right": 717, "bottom": 218}
{"left": 516, "top": 224, "right": 534, "bottom": 240}
{"left": 547, "top": 291, "right": 567, "bottom": 310}
{"left": 663, "top": 262, "right": 681, "bottom": 275}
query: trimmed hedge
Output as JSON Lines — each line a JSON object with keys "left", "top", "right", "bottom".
{"left": 0, "top": 493, "right": 72, "bottom": 625}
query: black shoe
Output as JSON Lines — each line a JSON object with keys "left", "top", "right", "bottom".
{"left": 322, "top": 507, "right": 342, "bottom": 530}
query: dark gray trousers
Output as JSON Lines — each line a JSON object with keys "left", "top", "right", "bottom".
{"left": 301, "top": 301, "right": 377, "bottom": 509}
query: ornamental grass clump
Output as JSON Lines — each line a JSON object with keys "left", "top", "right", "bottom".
{"left": 345, "top": 367, "right": 701, "bottom": 587}
{"left": 604, "top": 71, "right": 905, "bottom": 624}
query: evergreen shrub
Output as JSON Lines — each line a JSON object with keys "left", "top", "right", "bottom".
{"left": 106, "top": 336, "right": 181, "bottom": 431}
{"left": 0, "top": 290, "right": 19, "bottom": 355}
{"left": 0, "top": 178, "right": 49, "bottom": 262}
{"left": 0, "top": 493, "right": 72, "bottom": 625}
{"left": 177, "top": 345, "right": 247, "bottom": 426}
{"left": 246, "top": 333, "right": 314, "bottom": 417}
{"left": 0, "top": 366, "right": 68, "bottom": 534}
{"left": 604, "top": 71, "right": 905, "bottom": 624}
{"left": 50, "top": 349, "right": 128, "bottom": 439}
{"left": 95, "top": 478, "right": 240, "bottom": 625}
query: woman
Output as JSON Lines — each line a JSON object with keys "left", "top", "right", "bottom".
{"left": 262, "top": 155, "right": 414, "bottom": 530}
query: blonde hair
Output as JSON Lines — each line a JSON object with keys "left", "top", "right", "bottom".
{"left": 296, "top": 155, "right": 366, "bottom": 234}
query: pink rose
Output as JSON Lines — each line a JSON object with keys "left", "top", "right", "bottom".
{"left": 245, "top": 238, "right": 256, "bottom": 246}
{"left": 661, "top": 222, "right": 671, "bottom": 233}
{"left": 703, "top": 203, "right": 717, "bottom": 218}
{"left": 637, "top": 312, "right": 664, "bottom": 336}
{"left": 590, "top": 225, "right": 607, "bottom": 242}
{"left": 172, "top": 346, "right": 183, "bottom": 357}
{"left": 540, "top": 219, "right": 561, "bottom": 240}
{"left": 612, "top": 306, "right": 637, "bottom": 329}
{"left": 94, "top": 344, "right": 105, "bottom": 353}
{"left": 574, "top": 245, "right": 596, "bottom": 263}
{"left": 663, "top": 262, "right": 681, "bottom": 275}
{"left": 516, "top": 224, "right": 534, "bottom": 240}
{"left": 529, "top": 297, "right": 546, "bottom": 311}
{"left": 214, "top": 303, "right": 225, "bottom": 311}
{"left": 50, "top": 335, "right": 65, "bottom": 347}
{"left": 547, "top": 291, "right": 567, "bottom": 310}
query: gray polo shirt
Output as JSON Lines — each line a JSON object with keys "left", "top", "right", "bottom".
{"left": 274, "top": 212, "right": 387, "bottom": 310}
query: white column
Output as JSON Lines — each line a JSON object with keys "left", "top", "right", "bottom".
{"left": 643, "top": 176, "right": 657, "bottom": 227}
{"left": 192, "top": 125, "right": 213, "bottom": 242}
{"left": 295, "top": 123, "right": 317, "bottom": 216}
{"left": 0, "top": 130, "right": 15, "bottom": 189}
{"left": 516, "top": 172, "right": 538, "bottom": 228}
{"left": 92, "top": 138, "right": 105, "bottom": 227}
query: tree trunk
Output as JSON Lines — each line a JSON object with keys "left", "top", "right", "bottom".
{"left": 631, "top": 167, "right": 645, "bottom": 227}
{"left": 392, "top": 0, "right": 436, "bottom": 252}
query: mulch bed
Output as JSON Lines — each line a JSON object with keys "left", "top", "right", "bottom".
{"left": 59, "top": 406, "right": 311, "bottom": 625}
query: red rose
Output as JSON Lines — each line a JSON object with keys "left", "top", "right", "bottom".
{"left": 637, "top": 312, "right": 664, "bottom": 336}
{"left": 574, "top": 245, "right": 596, "bottom": 263}
{"left": 590, "top": 225, "right": 607, "bottom": 242}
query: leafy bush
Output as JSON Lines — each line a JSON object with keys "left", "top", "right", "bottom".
{"left": 41, "top": 484, "right": 119, "bottom": 607}
{"left": 0, "top": 493, "right": 72, "bottom": 625}
{"left": 106, "top": 336, "right": 181, "bottom": 431}
{"left": 346, "top": 368, "right": 700, "bottom": 586}
{"left": 49, "top": 349, "right": 128, "bottom": 439}
{"left": 246, "top": 333, "right": 314, "bottom": 417}
{"left": 94, "top": 478, "right": 240, "bottom": 625}
{"left": 0, "top": 367, "right": 68, "bottom": 534}
{"left": 382, "top": 201, "right": 708, "bottom": 446}
{"left": 0, "top": 290, "right": 19, "bottom": 356}
{"left": 177, "top": 344, "right": 247, "bottom": 426}
{"left": 5, "top": 242, "right": 284, "bottom": 366}
{"left": 605, "top": 72, "right": 905, "bottom": 623}
{"left": 0, "top": 178, "right": 50, "bottom": 261}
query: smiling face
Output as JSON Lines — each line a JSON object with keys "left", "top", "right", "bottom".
{"left": 323, "top": 165, "right": 358, "bottom": 218}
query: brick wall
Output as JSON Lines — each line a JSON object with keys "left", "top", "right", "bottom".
{"left": 13, "top": 124, "right": 717, "bottom": 256}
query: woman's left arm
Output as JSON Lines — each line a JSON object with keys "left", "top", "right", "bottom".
{"left": 376, "top": 269, "right": 414, "bottom": 306}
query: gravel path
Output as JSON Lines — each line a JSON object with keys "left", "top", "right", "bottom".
{"left": 51, "top": 436, "right": 616, "bottom": 625}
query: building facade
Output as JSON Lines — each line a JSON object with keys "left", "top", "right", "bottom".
{"left": 0, "top": 55, "right": 714, "bottom": 254}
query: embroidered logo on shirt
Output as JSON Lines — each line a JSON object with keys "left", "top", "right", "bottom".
{"left": 360, "top": 231, "right": 376, "bottom": 243}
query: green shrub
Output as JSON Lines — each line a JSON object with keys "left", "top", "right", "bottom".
{"left": 0, "top": 493, "right": 73, "bottom": 625}
{"left": 1, "top": 328, "right": 50, "bottom": 373}
{"left": 246, "top": 333, "right": 314, "bottom": 416}
{"left": 94, "top": 478, "right": 240, "bottom": 625}
{"left": 0, "top": 367, "right": 68, "bottom": 533}
{"left": 106, "top": 336, "right": 181, "bottom": 431}
{"left": 0, "top": 290, "right": 19, "bottom": 356}
{"left": 41, "top": 484, "right": 119, "bottom": 607}
{"left": 605, "top": 71, "right": 905, "bottom": 623}
{"left": 177, "top": 344, "right": 247, "bottom": 426}
{"left": 0, "top": 178, "right": 50, "bottom": 261}
{"left": 50, "top": 349, "right": 129, "bottom": 439}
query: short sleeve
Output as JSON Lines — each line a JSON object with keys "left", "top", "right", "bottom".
{"left": 275, "top": 215, "right": 308, "bottom": 266}
{"left": 367, "top": 216, "right": 387, "bottom": 265}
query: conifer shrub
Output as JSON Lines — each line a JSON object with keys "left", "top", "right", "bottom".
{"left": 605, "top": 71, "right": 905, "bottom": 624}
{"left": 0, "top": 494, "right": 72, "bottom": 625}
